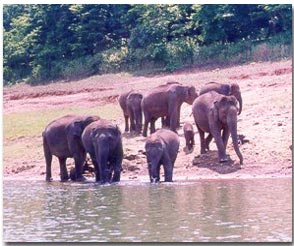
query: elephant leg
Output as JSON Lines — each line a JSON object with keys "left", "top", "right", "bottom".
{"left": 150, "top": 118, "right": 156, "bottom": 134}
{"left": 176, "top": 105, "right": 181, "bottom": 128}
{"left": 129, "top": 110, "right": 136, "bottom": 133}
{"left": 135, "top": 110, "right": 142, "bottom": 134}
{"left": 138, "top": 111, "right": 143, "bottom": 133}
{"left": 205, "top": 133, "right": 213, "bottom": 151}
{"left": 111, "top": 163, "right": 121, "bottom": 182}
{"left": 58, "top": 157, "right": 69, "bottom": 182}
{"left": 222, "top": 128, "right": 230, "bottom": 149}
{"left": 163, "top": 153, "right": 173, "bottom": 182}
{"left": 191, "top": 134, "right": 195, "bottom": 147}
{"left": 196, "top": 124, "right": 207, "bottom": 154}
{"left": 143, "top": 117, "right": 149, "bottom": 137}
{"left": 169, "top": 106, "right": 179, "bottom": 133}
{"left": 43, "top": 137, "right": 53, "bottom": 182}
{"left": 73, "top": 152, "right": 87, "bottom": 182}
{"left": 210, "top": 129, "right": 228, "bottom": 163}
{"left": 185, "top": 138, "right": 190, "bottom": 149}
{"left": 112, "top": 144, "right": 123, "bottom": 183}
{"left": 124, "top": 114, "right": 129, "bottom": 132}
{"left": 89, "top": 153, "right": 100, "bottom": 182}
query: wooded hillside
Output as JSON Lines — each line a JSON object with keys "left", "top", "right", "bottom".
{"left": 3, "top": 4, "right": 292, "bottom": 85}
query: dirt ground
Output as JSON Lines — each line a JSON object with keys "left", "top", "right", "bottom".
{"left": 3, "top": 60, "right": 292, "bottom": 182}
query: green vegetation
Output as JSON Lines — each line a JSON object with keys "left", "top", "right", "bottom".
{"left": 3, "top": 4, "right": 292, "bottom": 85}
{"left": 3, "top": 104, "right": 121, "bottom": 162}
{"left": 4, "top": 104, "right": 121, "bottom": 141}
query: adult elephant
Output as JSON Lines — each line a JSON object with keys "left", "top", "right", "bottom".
{"left": 142, "top": 83, "right": 197, "bottom": 136}
{"left": 199, "top": 82, "right": 243, "bottom": 115}
{"left": 42, "top": 114, "right": 100, "bottom": 182}
{"left": 192, "top": 91, "right": 243, "bottom": 165}
{"left": 118, "top": 90, "right": 143, "bottom": 134}
{"left": 82, "top": 119, "right": 123, "bottom": 183}
{"left": 145, "top": 129, "right": 180, "bottom": 183}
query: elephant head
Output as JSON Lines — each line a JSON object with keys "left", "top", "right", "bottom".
{"left": 230, "top": 83, "right": 242, "bottom": 115}
{"left": 90, "top": 125, "right": 122, "bottom": 183}
{"left": 212, "top": 95, "right": 243, "bottom": 164}
{"left": 145, "top": 138, "right": 164, "bottom": 183}
{"left": 68, "top": 116, "right": 100, "bottom": 137}
{"left": 184, "top": 86, "right": 198, "bottom": 105}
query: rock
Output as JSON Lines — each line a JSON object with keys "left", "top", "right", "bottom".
{"left": 124, "top": 154, "right": 137, "bottom": 161}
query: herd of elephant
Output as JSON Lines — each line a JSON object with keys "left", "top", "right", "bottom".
{"left": 42, "top": 81, "right": 243, "bottom": 183}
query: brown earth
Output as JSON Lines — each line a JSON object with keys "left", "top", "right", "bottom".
{"left": 3, "top": 60, "right": 292, "bottom": 182}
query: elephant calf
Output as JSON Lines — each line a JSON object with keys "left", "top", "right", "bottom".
{"left": 183, "top": 122, "right": 195, "bottom": 151}
{"left": 118, "top": 90, "right": 143, "bottom": 134}
{"left": 200, "top": 82, "right": 242, "bottom": 115}
{"left": 192, "top": 91, "right": 243, "bottom": 165}
{"left": 145, "top": 129, "right": 180, "bottom": 183}
{"left": 82, "top": 119, "right": 123, "bottom": 183}
{"left": 42, "top": 114, "right": 100, "bottom": 182}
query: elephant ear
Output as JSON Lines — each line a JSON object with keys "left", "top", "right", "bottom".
{"left": 211, "top": 97, "right": 227, "bottom": 122}
{"left": 210, "top": 101, "right": 219, "bottom": 122}
{"left": 230, "top": 83, "right": 240, "bottom": 94}
{"left": 70, "top": 121, "right": 84, "bottom": 137}
{"left": 185, "top": 86, "right": 197, "bottom": 104}
{"left": 228, "top": 95, "right": 238, "bottom": 106}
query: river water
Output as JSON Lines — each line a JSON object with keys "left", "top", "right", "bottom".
{"left": 3, "top": 178, "right": 292, "bottom": 242}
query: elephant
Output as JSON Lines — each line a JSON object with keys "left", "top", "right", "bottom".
{"left": 82, "top": 119, "right": 123, "bottom": 183}
{"left": 70, "top": 160, "right": 95, "bottom": 181}
{"left": 199, "top": 82, "right": 243, "bottom": 115}
{"left": 145, "top": 129, "right": 180, "bottom": 183}
{"left": 126, "top": 91, "right": 143, "bottom": 134}
{"left": 142, "top": 83, "right": 197, "bottom": 136}
{"left": 183, "top": 122, "right": 195, "bottom": 151}
{"left": 192, "top": 91, "right": 243, "bottom": 165}
{"left": 42, "top": 114, "right": 100, "bottom": 182}
{"left": 118, "top": 90, "right": 143, "bottom": 134}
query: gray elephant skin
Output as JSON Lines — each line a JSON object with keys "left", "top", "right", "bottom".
{"left": 192, "top": 91, "right": 243, "bottom": 165}
{"left": 142, "top": 83, "right": 197, "bottom": 136}
{"left": 82, "top": 119, "right": 123, "bottom": 183}
{"left": 118, "top": 90, "right": 143, "bottom": 134}
{"left": 42, "top": 114, "right": 100, "bottom": 182}
{"left": 200, "top": 82, "right": 242, "bottom": 115}
{"left": 145, "top": 129, "right": 180, "bottom": 183}
{"left": 183, "top": 122, "right": 195, "bottom": 151}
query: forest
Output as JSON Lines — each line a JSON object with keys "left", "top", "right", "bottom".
{"left": 3, "top": 4, "right": 292, "bottom": 85}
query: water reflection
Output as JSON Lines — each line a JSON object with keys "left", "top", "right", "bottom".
{"left": 3, "top": 178, "right": 292, "bottom": 242}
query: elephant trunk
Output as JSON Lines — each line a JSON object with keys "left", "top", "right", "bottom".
{"left": 133, "top": 105, "right": 142, "bottom": 133}
{"left": 236, "top": 94, "right": 243, "bottom": 115}
{"left": 95, "top": 135, "right": 111, "bottom": 183}
{"left": 150, "top": 161, "right": 160, "bottom": 183}
{"left": 227, "top": 109, "right": 243, "bottom": 165}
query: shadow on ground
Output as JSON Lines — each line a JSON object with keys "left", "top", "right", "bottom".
{"left": 192, "top": 150, "right": 241, "bottom": 174}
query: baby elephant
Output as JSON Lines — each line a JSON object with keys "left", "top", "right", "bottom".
{"left": 82, "top": 119, "right": 123, "bottom": 183}
{"left": 145, "top": 129, "right": 180, "bottom": 183}
{"left": 183, "top": 122, "right": 194, "bottom": 151}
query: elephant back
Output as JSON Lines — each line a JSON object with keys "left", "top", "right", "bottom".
{"left": 154, "top": 129, "right": 180, "bottom": 161}
{"left": 118, "top": 90, "right": 133, "bottom": 109}
{"left": 200, "top": 82, "right": 230, "bottom": 96}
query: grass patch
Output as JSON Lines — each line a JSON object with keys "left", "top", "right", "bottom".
{"left": 4, "top": 104, "right": 121, "bottom": 141}
{"left": 3, "top": 104, "right": 121, "bottom": 165}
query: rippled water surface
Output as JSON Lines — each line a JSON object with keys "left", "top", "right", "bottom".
{"left": 3, "top": 178, "right": 292, "bottom": 242}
